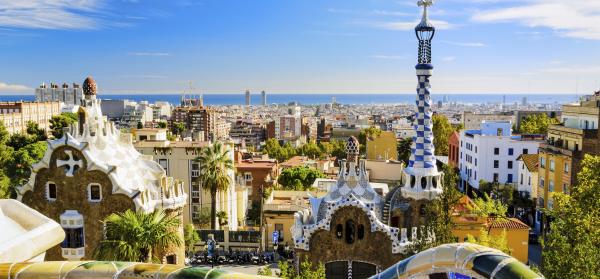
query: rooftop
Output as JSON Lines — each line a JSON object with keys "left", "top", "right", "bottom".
{"left": 488, "top": 217, "right": 530, "bottom": 230}
{"left": 518, "top": 154, "right": 539, "bottom": 172}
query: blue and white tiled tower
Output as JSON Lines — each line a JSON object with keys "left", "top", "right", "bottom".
{"left": 402, "top": 0, "right": 443, "bottom": 200}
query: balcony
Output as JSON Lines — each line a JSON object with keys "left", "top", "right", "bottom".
{"left": 263, "top": 203, "right": 306, "bottom": 212}
{"left": 549, "top": 124, "right": 598, "bottom": 139}
{"left": 191, "top": 170, "right": 199, "bottom": 177}
{"left": 540, "top": 142, "right": 575, "bottom": 157}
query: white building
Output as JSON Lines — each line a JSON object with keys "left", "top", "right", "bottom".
{"left": 458, "top": 121, "right": 543, "bottom": 191}
{"left": 516, "top": 154, "right": 539, "bottom": 200}
{"left": 35, "top": 82, "right": 83, "bottom": 105}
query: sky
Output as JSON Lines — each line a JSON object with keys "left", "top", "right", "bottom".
{"left": 1, "top": 0, "right": 600, "bottom": 94}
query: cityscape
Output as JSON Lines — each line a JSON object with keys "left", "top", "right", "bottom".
{"left": 0, "top": 1, "right": 598, "bottom": 279}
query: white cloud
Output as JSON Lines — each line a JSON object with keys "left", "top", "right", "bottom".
{"left": 0, "top": 0, "right": 102, "bottom": 30}
{"left": 128, "top": 52, "right": 172, "bottom": 56}
{"left": 473, "top": 0, "right": 600, "bottom": 40}
{"left": 378, "top": 19, "right": 454, "bottom": 31}
{"left": 369, "top": 55, "right": 407, "bottom": 60}
{"left": 0, "top": 82, "right": 30, "bottom": 91}
{"left": 443, "top": 41, "right": 486, "bottom": 47}
{"left": 442, "top": 56, "right": 456, "bottom": 62}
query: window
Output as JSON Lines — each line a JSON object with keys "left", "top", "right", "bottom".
{"left": 564, "top": 163, "right": 569, "bottom": 173}
{"left": 540, "top": 158, "right": 546, "bottom": 168}
{"left": 274, "top": 224, "right": 284, "bottom": 241}
{"left": 166, "top": 255, "right": 177, "bottom": 264}
{"left": 520, "top": 174, "right": 523, "bottom": 184}
{"left": 493, "top": 173, "right": 499, "bottom": 182}
{"left": 497, "top": 128, "right": 503, "bottom": 136}
{"left": 62, "top": 227, "right": 84, "bottom": 248}
{"left": 528, "top": 176, "right": 531, "bottom": 186}
{"left": 507, "top": 174, "right": 513, "bottom": 183}
{"left": 46, "top": 182, "right": 57, "bottom": 201}
{"left": 475, "top": 158, "right": 478, "bottom": 166}
{"left": 508, "top": 148, "right": 514, "bottom": 156}
{"left": 540, "top": 178, "right": 545, "bottom": 188}
{"left": 494, "top": 148, "right": 499, "bottom": 155}
{"left": 345, "top": 220, "right": 356, "bottom": 244}
{"left": 493, "top": 160, "right": 499, "bottom": 168}
{"left": 88, "top": 183, "right": 102, "bottom": 202}
{"left": 336, "top": 224, "right": 343, "bottom": 238}
{"left": 550, "top": 160, "right": 555, "bottom": 172}
{"left": 508, "top": 161, "right": 513, "bottom": 169}
{"left": 549, "top": 180, "right": 555, "bottom": 192}
{"left": 523, "top": 148, "right": 528, "bottom": 155}
{"left": 475, "top": 146, "right": 478, "bottom": 153}
{"left": 244, "top": 173, "right": 253, "bottom": 181}
{"left": 357, "top": 224, "right": 365, "bottom": 240}
{"left": 158, "top": 159, "right": 168, "bottom": 174}
{"left": 563, "top": 183, "right": 569, "bottom": 194}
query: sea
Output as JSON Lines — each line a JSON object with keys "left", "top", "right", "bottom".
{"left": 0, "top": 93, "right": 579, "bottom": 106}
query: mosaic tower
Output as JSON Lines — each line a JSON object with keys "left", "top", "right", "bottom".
{"left": 401, "top": 0, "right": 443, "bottom": 200}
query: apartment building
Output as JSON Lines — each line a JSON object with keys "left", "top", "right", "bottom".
{"left": 0, "top": 101, "right": 62, "bottom": 134}
{"left": 459, "top": 121, "right": 543, "bottom": 193}
{"left": 133, "top": 129, "right": 244, "bottom": 230}
{"left": 35, "top": 82, "right": 83, "bottom": 105}
{"left": 536, "top": 93, "right": 600, "bottom": 233}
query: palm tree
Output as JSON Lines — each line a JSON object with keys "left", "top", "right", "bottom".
{"left": 94, "top": 209, "right": 182, "bottom": 262}
{"left": 194, "top": 142, "right": 233, "bottom": 229}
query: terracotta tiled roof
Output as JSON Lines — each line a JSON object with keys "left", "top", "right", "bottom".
{"left": 517, "top": 154, "right": 539, "bottom": 172}
{"left": 488, "top": 218, "right": 530, "bottom": 230}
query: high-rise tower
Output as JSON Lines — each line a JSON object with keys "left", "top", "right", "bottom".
{"left": 261, "top": 90, "right": 267, "bottom": 106}
{"left": 401, "top": 0, "right": 443, "bottom": 200}
{"left": 245, "top": 90, "right": 251, "bottom": 106}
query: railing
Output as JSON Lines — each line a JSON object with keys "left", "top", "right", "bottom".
{"left": 228, "top": 231, "right": 261, "bottom": 243}
{"left": 263, "top": 203, "right": 307, "bottom": 212}
{"left": 198, "top": 230, "right": 225, "bottom": 242}
{"left": 191, "top": 170, "right": 199, "bottom": 177}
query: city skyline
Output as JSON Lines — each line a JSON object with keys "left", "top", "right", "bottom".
{"left": 1, "top": 0, "right": 600, "bottom": 94}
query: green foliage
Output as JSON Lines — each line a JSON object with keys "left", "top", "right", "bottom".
{"left": 469, "top": 193, "right": 508, "bottom": 218}
{"left": 432, "top": 114, "right": 453, "bottom": 156}
{"left": 193, "top": 207, "right": 211, "bottom": 228}
{"left": 157, "top": 121, "right": 168, "bottom": 129}
{"left": 49, "top": 112, "right": 77, "bottom": 138}
{"left": 466, "top": 227, "right": 511, "bottom": 255}
{"left": 278, "top": 259, "right": 325, "bottom": 279}
{"left": 326, "top": 139, "right": 347, "bottom": 161}
{"left": 183, "top": 224, "right": 200, "bottom": 253}
{"left": 409, "top": 165, "right": 462, "bottom": 254}
{"left": 298, "top": 140, "right": 322, "bottom": 158}
{"left": 478, "top": 180, "right": 514, "bottom": 206}
{"left": 519, "top": 114, "right": 560, "bottom": 134}
{"left": 0, "top": 122, "right": 47, "bottom": 198}
{"left": 194, "top": 142, "right": 233, "bottom": 229}
{"left": 397, "top": 137, "right": 412, "bottom": 163}
{"left": 257, "top": 266, "right": 274, "bottom": 276}
{"left": 172, "top": 122, "right": 185, "bottom": 135}
{"left": 216, "top": 211, "right": 228, "bottom": 226}
{"left": 95, "top": 209, "right": 182, "bottom": 263}
{"left": 542, "top": 155, "right": 600, "bottom": 278}
{"left": 137, "top": 121, "right": 144, "bottom": 129}
{"left": 246, "top": 200, "right": 262, "bottom": 226}
{"left": 263, "top": 138, "right": 298, "bottom": 162}
{"left": 358, "top": 126, "right": 382, "bottom": 145}
{"left": 278, "top": 166, "right": 325, "bottom": 191}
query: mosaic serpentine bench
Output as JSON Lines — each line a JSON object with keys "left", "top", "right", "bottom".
{"left": 370, "top": 243, "right": 542, "bottom": 279}
{"left": 0, "top": 261, "right": 277, "bottom": 279}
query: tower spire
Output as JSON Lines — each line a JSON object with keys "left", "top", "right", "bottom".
{"left": 401, "top": 0, "right": 442, "bottom": 200}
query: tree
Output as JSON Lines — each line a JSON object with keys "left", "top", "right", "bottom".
{"left": 194, "top": 142, "right": 233, "bottom": 229}
{"left": 216, "top": 211, "right": 228, "bottom": 226}
{"left": 278, "top": 166, "right": 325, "bottom": 190}
{"left": 358, "top": 126, "right": 382, "bottom": 153}
{"left": 157, "top": 121, "right": 168, "bottom": 129}
{"left": 0, "top": 123, "right": 13, "bottom": 198}
{"left": 466, "top": 227, "right": 511, "bottom": 255}
{"left": 409, "top": 165, "right": 462, "bottom": 254}
{"left": 49, "top": 112, "right": 77, "bottom": 138}
{"left": 278, "top": 259, "right": 326, "bottom": 279}
{"left": 193, "top": 207, "right": 211, "bottom": 229}
{"left": 519, "top": 114, "right": 559, "bottom": 135}
{"left": 397, "top": 137, "right": 413, "bottom": 163}
{"left": 542, "top": 155, "right": 600, "bottom": 278}
{"left": 137, "top": 121, "right": 144, "bottom": 129}
{"left": 25, "top": 121, "right": 47, "bottom": 142}
{"left": 468, "top": 193, "right": 509, "bottom": 218}
{"left": 432, "top": 114, "right": 453, "bottom": 156}
{"left": 172, "top": 122, "right": 185, "bottom": 135}
{"left": 94, "top": 209, "right": 182, "bottom": 262}
{"left": 478, "top": 180, "right": 514, "bottom": 206}
{"left": 183, "top": 224, "right": 200, "bottom": 254}
{"left": 298, "top": 140, "right": 322, "bottom": 159}
{"left": 328, "top": 139, "right": 347, "bottom": 161}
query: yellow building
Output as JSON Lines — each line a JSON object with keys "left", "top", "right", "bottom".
{"left": 536, "top": 93, "right": 600, "bottom": 233}
{"left": 133, "top": 129, "right": 247, "bottom": 230}
{"left": 263, "top": 190, "right": 326, "bottom": 250}
{"left": 366, "top": 131, "right": 398, "bottom": 160}
{"left": 451, "top": 196, "right": 530, "bottom": 263}
{"left": 0, "top": 101, "right": 62, "bottom": 134}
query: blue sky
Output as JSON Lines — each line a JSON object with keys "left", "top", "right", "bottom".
{"left": 1, "top": 0, "right": 600, "bottom": 94}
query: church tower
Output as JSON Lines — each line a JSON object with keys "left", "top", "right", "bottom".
{"left": 401, "top": 0, "right": 443, "bottom": 200}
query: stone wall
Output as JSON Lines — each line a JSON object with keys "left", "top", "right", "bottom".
{"left": 296, "top": 206, "right": 407, "bottom": 271}
{"left": 22, "top": 146, "right": 136, "bottom": 260}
